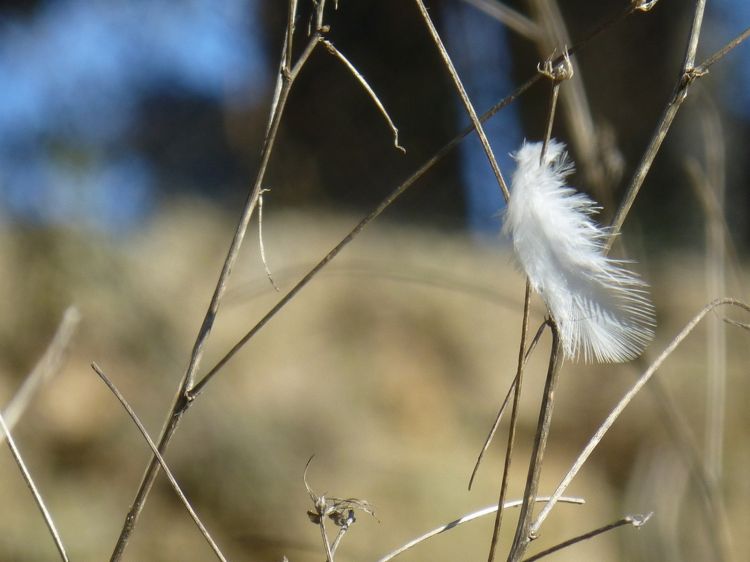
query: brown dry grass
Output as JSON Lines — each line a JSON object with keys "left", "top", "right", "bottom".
{"left": 0, "top": 198, "right": 748, "bottom": 561}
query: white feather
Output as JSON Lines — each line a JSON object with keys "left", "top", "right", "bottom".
{"left": 503, "top": 140, "right": 655, "bottom": 363}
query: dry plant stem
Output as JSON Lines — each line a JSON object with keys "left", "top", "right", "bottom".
{"left": 414, "top": 0, "right": 511, "bottom": 202}
{"left": 469, "top": 317, "right": 548, "bottom": 490}
{"left": 108, "top": 2, "right": 325, "bottom": 559}
{"left": 522, "top": 513, "right": 652, "bottom": 562}
{"left": 608, "top": 22, "right": 750, "bottom": 250}
{"left": 487, "top": 281, "right": 533, "bottom": 562}
{"left": 322, "top": 39, "right": 405, "bottom": 153}
{"left": 606, "top": 0, "right": 706, "bottom": 251}
{"left": 507, "top": 321, "right": 563, "bottom": 562}
{"left": 377, "top": 496, "right": 585, "bottom": 562}
{"left": 192, "top": 0, "right": 644, "bottom": 395}
{"left": 319, "top": 517, "right": 334, "bottom": 562}
{"left": 0, "top": 411, "right": 69, "bottom": 562}
{"left": 2, "top": 306, "right": 80, "bottom": 437}
{"left": 91, "top": 363, "right": 228, "bottom": 562}
{"left": 258, "top": 189, "right": 280, "bottom": 292}
{"left": 530, "top": 298, "right": 750, "bottom": 536}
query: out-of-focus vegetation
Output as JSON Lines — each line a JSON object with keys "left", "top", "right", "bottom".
{"left": 0, "top": 200, "right": 748, "bottom": 560}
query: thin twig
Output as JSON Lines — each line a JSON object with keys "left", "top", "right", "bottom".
{"left": 606, "top": 0, "right": 707, "bottom": 252}
{"left": 322, "top": 39, "right": 406, "bottom": 153}
{"left": 91, "top": 363, "right": 228, "bottom": 562}
{"left": 2, "top": 306, "right": 80, "bottom": 438}
{"left": 0, "top": 411, "right": 69, "bottom": 562}
{"left": 414, "top": 0, "right": 511, "bottom": 202}
{"left": 109, "top": 2, "right": 325, "bottom": 558}
{"left": 522, "top": 513, "right": 652, "bottom": 561}
{"left": 507, "top": 321, "right": 563, "bottom": 562}
{"left": 258, "top": 189, "right": 280, "bottom": 292}
{"left": 695, "top": 26, "right": 750, "bottom": 73}
{"left": 377, "top": 496, "right": 585, "bottom": 562}
{"left": 469, "top": 316, "right": 547, "bottom": 491}
{"left": 487, "top": 281, "right": 533, "bottom": 562}
{"left": 530, "top": 298, "right": 750, "bottom": 536}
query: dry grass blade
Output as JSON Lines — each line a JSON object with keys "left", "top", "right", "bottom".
{"left": 322, "top": 39, "right": 405, "bottom": 153}
{"left": 522, "top": 513, "right": 652, "bottom": 561}
{"left": 0, "top": 411, "right": 69, "bottom": 562}
{"left": 2, "top": 306, "right": 80, "bottom": 438}
{"left": 530, "top": 298, "right": 750, "bottom": 536}
{"left": 91, "top": 363, "right": 228, "bottom": 562}
{"left": 377, "top": 496, "right": 584, "bottom": 562}
{"left": 257, "top": 189, "right": 280, "bottom": 292}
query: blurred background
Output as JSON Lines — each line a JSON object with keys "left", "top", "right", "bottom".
{"left": 0, "top": 0, "right": 749, "bottom": 560}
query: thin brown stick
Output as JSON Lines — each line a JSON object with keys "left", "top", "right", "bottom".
{"left": 108, "top": 2, "right": 322, "bottom": 558}
{"left": 0, "top": 411, "right": 69, "bottom": 562}
{"left": 414, "top": 0, "right": 511, "bottom": 202}
{"left": 522, "top": 513, "right": 652, "bottom": 561}
{"left": 530, "top": 298, "right": 750, "bottom": 536}
{"left": 322, "top": 39, "right": 405, "bottom": 153}
{"left": 507, "top": 321, "right": 563, "bottom": 562}
{"left": 487, "top": 281, "right": 533, "bottom": 561}
{"left": 91, "top": 363, "right": 228, "bottom": 562}
{"left": 2, "top": 306, "right": 80, "bottom": 438}
{"left": 606, "top": 0, "right": 707, "bottom": 252}
{"left": 696, "top": 26, "right": 750, "bottom": 73}
{"left": 377, "top": 496, "right": 585, "bottom": 562}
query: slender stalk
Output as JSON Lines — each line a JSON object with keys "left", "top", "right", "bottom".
{"left": 606, "top": 0, "right": 707, "bottom": 251}
{"left": 377, "top": 496, "right": 585, "bottom": 562}
{"left": 468, "top": 318, "right": 548, "bottom": 491}
{"left": 530, "top": 299, "right": 750, "bottom": 536}
{"left": 414, "top": 0, "right": 511, "bottom": 202}
{"left": 487, "top": 282, "right": 533, "bottom": 561}
{"left": 522, "top": 513, "right": 652, "bottom": 562}
{"left": 2, "top": 306, "right": 79, "bottom": 438}
{"left": 0, "top": 411, "right": 69, "bottom": 562}
{"left": 108, "top": 2, "right": 320, "bottom": 558}
{"left": 92, "top": 363, "right": 228, "bottom": 562}
{"left": 507, "top": 321, "right": 563, "bottom": 562}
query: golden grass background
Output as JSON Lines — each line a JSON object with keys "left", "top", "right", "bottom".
{"left": 0, "top": 198, "right": 748, "bottom": 561}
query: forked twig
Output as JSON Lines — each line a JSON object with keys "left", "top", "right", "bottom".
{"left": 0, "top": 411, "right": 69, "bottom": 562}
{"left": 530, "top": 298, "right": 750, "bottom": 536}
{"left": 322, "top": 39, "right": 406, "bottom": 153}
{"left": 522, "top": 513, "right": 652, "bottom": 561}
{"left": 91, "top": 363, "right": 228, "bottom": 562}
{"left": 2, "top": 306, "right": 80, "bottom": 438}
{"left": 377, "top": 496, "right": 585, "bottom": 562}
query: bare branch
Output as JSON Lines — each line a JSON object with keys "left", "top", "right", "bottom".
{"left": 323, "top": 40, "right": 406, "bottom": 153}
{"left": 377, "top": 496, "right": 584, "bottom": 562}
{"left": 530, "top": 298, "right": 750, "bottom": 536}
{"left": 0, "top": 411, "right": 69, "bottom": 562}
{"left": 414, "top": 0, "right": 511, "bottom": 202}
{"left": 696, "top": 26, "right": 750, "bottom": 73}
{"left": 91, "top": 363, "right": 228, "bottom": 562}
